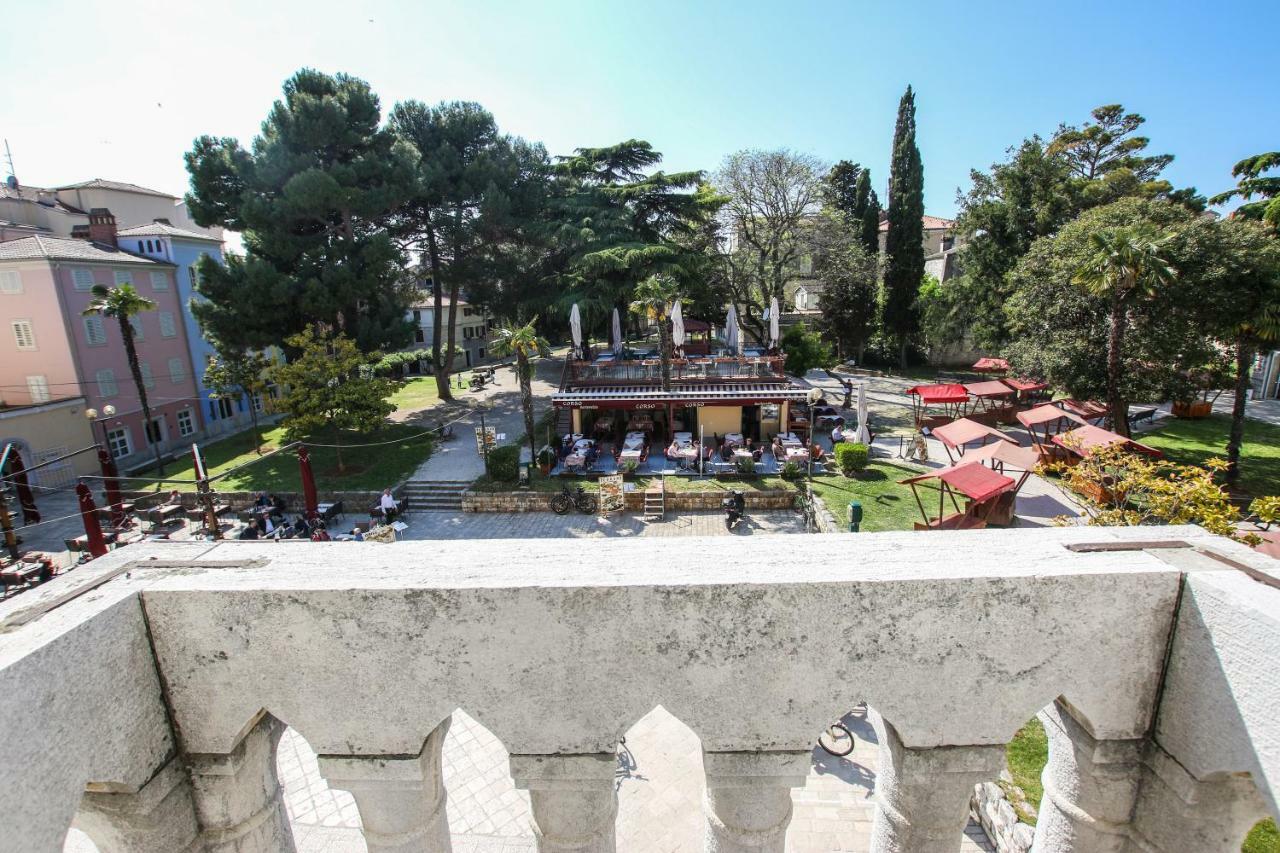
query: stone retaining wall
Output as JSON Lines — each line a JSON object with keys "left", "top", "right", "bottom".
{"left": 122, "top": 490, "right": 386, "bottom": 516}
{"left": 461, "top": 489, "right": 798, "bottom": 514}
{"left": 970, "top": 777, "right": 1036, "bottom": 853}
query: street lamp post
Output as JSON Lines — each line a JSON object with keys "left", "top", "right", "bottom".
{"left": 84, "top": 405, "right": 117, "bottom": 450}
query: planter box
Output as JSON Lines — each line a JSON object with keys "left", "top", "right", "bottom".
{"left": 1171, "top": 400, "right": 1212, "bottom": 419}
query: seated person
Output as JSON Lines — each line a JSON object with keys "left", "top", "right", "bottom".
{"left": 293, "top": 515, "right": 311, "bottom": 539}
{"left": 268, "top": 494, "right": 287, "bottom": 521}
{"left": 310, "top": 522, "right": 332, "bottom": 542}
{"left": 167, "top": 489, "right": 182, "bottom": 506}
{"left": 666, "top": 441, "right": 680, "bottom": 459}
{"left": 378, "top": 488, "right": 399, "bottom": 522}
{"left": 811, "top": 444, "right": 827, "bottom": 462}
{"left": 720, "top": 443, "right": 733, "bottom": 462}
{"left": 254, "top": 492, "right": 270, "bottom": 508}
{"left": 831, "top": 419, "right": 846, "bottom": 443}
{"left": 238, "top": 523, "right": 260, "bottom": 541}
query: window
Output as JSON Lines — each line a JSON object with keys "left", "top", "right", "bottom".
{"left": 114, "top": 270, "right": 133, "bottom": 285}
{"left": 83, "top": 315, "right": 107, "bottom": 346}
{"left": 188, "top": 268, "right": 198, "bottom": 291}
{"left": 463, "top": 327, "right": 471, "bottom": 340}
{"left": 168, "top": 357, "right": 186, "bottom": 383}
{"left": 96, "top": 369, "right": 118, "bottom": 397}
{"left": 159, "top": 311, "right": 176, "bottom": 337}
{"left": 26, "top": 375, "right": 49, "bottom": 403}
{"left": 106, "top": 427, "right": 131, "bottom": 459}
{"left": 150, "top": 270, "right": 169, "bottom": 291}
{"left": 129, "top": 316, "right": 144, "bottom": 341}
{"left": 145, "top": 418, "right": 164, "bottom": 445}
{"left": 414, "top": 329, "right": 425, "bottom": 344}
{"left": 11, "top": 319, "right": 35, "bottom": 350}
{"left": 252, "top": 392, "right": 264, "bottom": 413}
{"left": 155, "top": 241, "right": 164, "bottom": 254}
{"left": 0, "top": 270, "right": 21, "bottom": 294}
{"left": 139, "top": 363, "right": 155, "bottom": 389}
{"left": 412, "top": 309, "right": 421, "bottom": 323}
{"left": 138, "top": 242, "right": 146, "bottom": 253}
{"left": 177, "top": 409, "right": 195, "bottom": 437}
{"left": 145, "top": 240, "right": 153, "bottom": 252}
{"left": 478, "top": 347, "right": 485, "bottom": 360}
{"left": 215, "top": 397, "right": 234, "bottom": 419}
{"left": 72, "top": 268, "right": 95, "bottom": 291}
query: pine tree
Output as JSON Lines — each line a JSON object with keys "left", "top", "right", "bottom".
{"left": 883, "top": 85, "right": 925, "bottom": 369}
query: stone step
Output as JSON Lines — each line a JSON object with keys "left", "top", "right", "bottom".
{"left": 403, "top": 486, "right": 468, "bottom": 495}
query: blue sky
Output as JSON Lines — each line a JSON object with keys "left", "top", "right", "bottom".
{"left": 3, "top": 0, "right": 1276, "bottom": 219}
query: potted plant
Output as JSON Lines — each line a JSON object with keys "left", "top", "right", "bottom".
{"left": 1169, "top": 363, "right": 1228, "bottom": 419}
{"left": 536, "top": 446, "right": 557, "bottom": 476}
{"left": 619, "top": 459, "right": 639, "bottom": 479}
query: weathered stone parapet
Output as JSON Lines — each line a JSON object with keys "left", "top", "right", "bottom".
{"left": 510, "top": 753, "right": 618, "bottom": 852}
{"left": 1129, "top": 743, "right": 1268, "bottom": 853}
{"left": 186, "top": 714, "right": 295, "bottom": 853}
{"left": 1032, "top": 700, "right": 1143, "bottom": 853}
{"left": 701, "top": 750, "right": 810, "bottom": 852}
{"left": 318, "top": 717, "right": 452, "bottom": 853}
{"left": 869, "top": 712, "right": 1005, "bottom": 853}
{"left": 73, "top": 755, "right": 202, "bottom": 853}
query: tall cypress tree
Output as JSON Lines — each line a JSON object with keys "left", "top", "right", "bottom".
{"left": 854, "top": 169, "right": 881, "bottom": 255}
{"left": 824, "top": 161, "right": 881, "bottom": 256}
{"left": 883, "top": 85, "right": 925, "bottom": 369}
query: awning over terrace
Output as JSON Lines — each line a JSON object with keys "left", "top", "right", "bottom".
{"left": 552, "top": 382, "right": 810, "bottom": 408}
{"left": 1051, "top": 424, "right": 1164, "bottom": 458}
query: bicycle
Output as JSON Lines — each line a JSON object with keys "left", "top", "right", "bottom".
{"left": 551, "top": 485, "right": 596, "bottom": 515}
{"left": 817, "top": 722, "right": 855, "bottom": 757}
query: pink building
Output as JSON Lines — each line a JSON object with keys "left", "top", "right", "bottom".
{"left": 0, "top": 213, "right": 204, "bottom": 472}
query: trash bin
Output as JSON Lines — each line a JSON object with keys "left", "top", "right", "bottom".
{"left": 848, "top": 500, "right": 863, "bottom": 533}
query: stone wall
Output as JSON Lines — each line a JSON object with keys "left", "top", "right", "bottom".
{"left": 123, "top": 489, "right": 387, "bottom": 516}
{"left": 461, "top": 488, "right": 798, "bottom": 513}
{"left": 971, "top": 778, "right": 1035, "bottom": 853}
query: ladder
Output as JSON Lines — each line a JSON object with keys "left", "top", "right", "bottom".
{"left": 643, "top": 476, "right": 665, "bottom": 520}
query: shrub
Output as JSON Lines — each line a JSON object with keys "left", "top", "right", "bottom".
{"left": 735, "top": 455, "right": 757, "bottom": 476}
{"left": 487, "top": 445, "right": 521, "bottom": 482}
{"left": 779, "top": 460, "right": 803, "bottom": 481}
{"left": 835, "top": 442, "right": 869, "bottom": 477}
{"left": 620, "top": 460, "right": 639, "bottom": 475}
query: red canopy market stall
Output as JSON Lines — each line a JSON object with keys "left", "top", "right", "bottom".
{"left": 1051, "top": 424, "right": 1163, "bottom": 461}
{"left": 1055, "top": 399, "right": 1108, "bottom": 424}
{"left": 963, "top": 380, "right": 1018, "bottom": 424}
{"left": 960, "top": 441, "right": 1043, "bottom": 526}
{"left": 900, "top": 461, "right": 1016, "bottom": 530}
{"left": 1017, "top": 404, "right": 1088, "bottom": 463}
{"left": 905, "top": 383, "right": 969, "bottom": 429}
{"left": 972, "top": 357, "right": 1010, "bottom": 373}
{"left": 1000, "top": 376, "right": 1051, "bottom": 407}
{"left": 931, "top": 417, "right": 1019, "bottom": 464}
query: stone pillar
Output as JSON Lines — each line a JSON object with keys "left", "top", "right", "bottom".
{"left": 186, "top": 714, "right": 296, "bottom": 853}
{"left": 317, "top": 717, "right": 452, "bottom": 853}
{"left": 1128, "top": 744, "right": 1269, "bottom": 853}
{"left": 869, "top": 713, "right": 1005, "bottom": 853}
{"left": 74, "top": 755, "right": 202, "bottom": 852}
{"left": 509, "top": 753, "right": 617, "bottom": 853}
{"left": 1032, "top": 700, "right": 1143, "bottom": 853}
{"left": 701, "top": 750, "right": 810, "bottom": 853}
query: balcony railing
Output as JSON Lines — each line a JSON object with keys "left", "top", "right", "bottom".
{"left": 1, "top": 526, "right": 1277, "bottom": 853}
{"left": 565, "top": 355, "right": 788, "bottom": 387}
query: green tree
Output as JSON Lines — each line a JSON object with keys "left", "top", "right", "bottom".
{"left": 713, "top": 149, "right": 825, "bottom": 341}
{"left": 490, "top": 319, "right": 551, "bottom": 462}
{"left": 824, "top": 161, "right": 881, "bottom": 255}
{"left": 184, "top": 69, "right": 417, "bottom": 353}
{"left": 883, "top": 86, "right": 925, "bottom": 368}
{"left": 1047, "top": 105, "right": 1176, "bottom": 203}
{"left": 204, "top": 347, "right": 274, "bottom": 455}
{"left": 389, "top": 100, "right": 550, "bottom": 401}
{"left": 629, "top": 275, "right": 681, "bottom": 392}
{"left": 1211, "top": 152, "right": 1280, "bottom": 228}
{"left": 1071, "top": 225, "right": 1177, "bottom": 437}
{"left": 82, "top": 284, "right": 164, "bottom": 474}
{"left": 271, "top": 328, "right": 397, "bottom": 472}
{"left": 780, "top": 322, "right": 832, "bottom": 377}
{"left": 810, "top": 211, "right": 880, "bottom": 362}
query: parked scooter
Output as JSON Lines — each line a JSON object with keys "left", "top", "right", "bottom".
{"left": 722, "top": 490, "right": 746, "bottom": 530}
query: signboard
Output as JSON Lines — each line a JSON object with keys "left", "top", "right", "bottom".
{"left": 598, "top": 474, "right": 625, "bottom": 515}
{"left": 474, "top": 426, "right": 497, "bottom": 456}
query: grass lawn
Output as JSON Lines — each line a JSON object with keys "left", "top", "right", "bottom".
{"left": 128, "top": 423, "right": 434, "bottom": 493}
{"left": 808, "top": 462, "right": 922, "bottom": 532}
{"left": 389, "top": 377, "right": 443, "bottom": 415}
{"left": 1141, "top": 414, "right": 1280, "bottom": 499}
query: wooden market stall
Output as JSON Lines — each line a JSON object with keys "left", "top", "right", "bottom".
{"left": 1016, "top": 404, "right": 1088, "bottom": 463}
{"left": 900, "top": 461, "right": 1016, "bottom": 531}
{"left": 960, "top": 441, "right": 1043, "bottom": 526}
{"left": 931, "top": 417, "right": 1019, "bottom": 464}
{"left": 972, "top": 357, "right": 1010, "bottom": 373}
{"left": 905, "top": 383, "right": 970, "bottom": 429}
{"left": 1000, "top": 376, "right": 1051, "bottom": 407}
{"left": 963, "top": 380, "right": 1019, "bottom": 424}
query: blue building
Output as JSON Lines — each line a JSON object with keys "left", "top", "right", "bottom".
{"left": 117, "top": 221, "right": 261, "bottom": 438}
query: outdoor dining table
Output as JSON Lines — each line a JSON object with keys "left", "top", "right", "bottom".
{"left": 786, "top": 447, "right": 811, "bottom": 461}
{"left": 724, "top": 432, "right": 744, "bottom": 446}
{"left": 564, "top": 453, "right": 586, "bottom": 470}
{"left": 149, "top": 503, "right": 185, "bottom": 525}
{"left": 779, "top": 432, "right": 800, "bottom": 443}
{"left": 733, "top": 448, "right": 753, "bottom": 459}
{"left": 623, "top": 434, "right": 646, "bottom": 450}
{"left": 620, "top": 448, "right": 643, "bottom": 461}
{"left": 674, "top": 432, "right": 693, "bottom": 443}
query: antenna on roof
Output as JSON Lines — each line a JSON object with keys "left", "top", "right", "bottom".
{"left": 3, "top": 140, "right": 19, "bottom": 195}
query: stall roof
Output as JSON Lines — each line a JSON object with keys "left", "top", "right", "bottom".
{"left": 964, "top": 380, "right": 1017, "bottom": 399}
{"left": 1056, "top": 399, "right": 1108, "bottom": 419}
{"left": 932, "top": 417, "right": 1019, "bottom": 449}
{"left": 905, "top": 383, "right": 969, "bottom": 404}
{"left": 1051, "top": 424, "right": 1163, "bottom": 458}
{"left": 1001, "top": 377, "right": 1049, "bottom": 392}
{"left": 901, "top": 461, "right": 1016, "bottom": 502}
{"left": 972, "top": 357, "right": 1010, "bottom": 372}
{"left": 961, "top": 440, "right": 1042, "bottom": 471}
{"left": 1016, "top": 404, "right": 1088, "bottom": 429}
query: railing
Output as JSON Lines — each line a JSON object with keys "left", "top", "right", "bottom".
{"left": 565, "top": 355, "right": 788, "bottom": 387}
{"left": 1, "top": 526, "right": 1278, "bottom": 853}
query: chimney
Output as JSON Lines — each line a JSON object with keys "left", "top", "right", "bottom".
{"left": 87, "top": 208, "right": 117, "bottom": 247}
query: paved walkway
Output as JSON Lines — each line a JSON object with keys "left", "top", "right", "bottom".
{"left": 401, "top": 509, "right": 807, "bottom": 539}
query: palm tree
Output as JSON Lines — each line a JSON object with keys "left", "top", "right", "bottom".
{"left": 83, "top": 284, "right": 165, "bottom": 473}
{"left": 1072, "top": 227, "right": 1176, "bottom": 437}
{"left": 491, "top": 318, "right": 551, "bottom": 464}
{"left": 629, "top": 275, "right": 681, "bottom": 393}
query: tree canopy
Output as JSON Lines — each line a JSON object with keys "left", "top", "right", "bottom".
{"left": 883, "top": 86, "right": 924, "bottom": 367}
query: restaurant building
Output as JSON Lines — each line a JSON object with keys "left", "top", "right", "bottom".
{"left": 551, "top": 350, "right": 812, "bottom": 446}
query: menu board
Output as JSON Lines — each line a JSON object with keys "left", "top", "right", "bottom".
{"left": 599, "top": 474, "right": 625, "bottom": 515}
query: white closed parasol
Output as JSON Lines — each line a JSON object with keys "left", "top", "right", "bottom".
{"left": 769, "top": 296, "right": 780, "bottom": 348}
{"left": 670, "top": 300, "right": 685, "bottom": 348}
{"left": 611, "top": 307, "right": 623, "bottom": 355}
{"left": 725, "top": 305, "right": 740, "bottom": 355}
{"left": 852, "top": 382, "right": 871, "bottom": 444}
{"left": 569, "top": 303, "right": 582, "bottom": 358}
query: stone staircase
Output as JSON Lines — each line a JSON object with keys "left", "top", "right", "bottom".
{"left": 401, "top": 480, "right": 469, "bottom": 512}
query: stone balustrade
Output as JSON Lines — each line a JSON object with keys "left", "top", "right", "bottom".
{"left": 1, "top": 526, "right": 1277, "bottom": 853}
